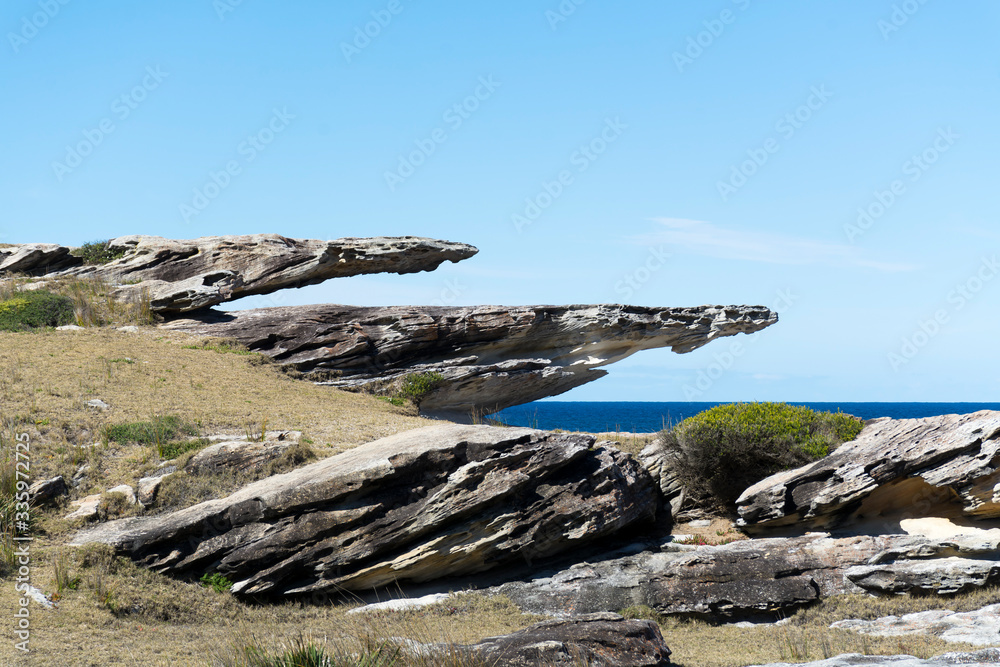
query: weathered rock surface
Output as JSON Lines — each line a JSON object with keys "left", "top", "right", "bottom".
{"left": 163, "top": 304, "right": 777, "bottom": 416}
{"left": 751, "top": 649, "right": 1000, "bottom": 667}
{"left": 28, "top": 475, "right": 68, "bottom": 506}
{"left": 184, "top": 431, "right": 302, "bottom": 473}
{"left": 70, "top": 424, "right": 656, "bottom": 598}
{"left": 737, "top": 411, "right": 1000, "bottom": 533}
{"left": 831, "top": 604, "right": 1000, "bottom": 647}
{"left": 845, "top": 558, "right": 1000, "bottom": 595}
{"left": 490, "top": 531, "right": 1000, "bottom": 620}
{"left": 0, "top": 243, "right": 79, "bottom": 274}
{"left": 456, "top": 613, "right": 671, "bottom": 667}
{"left": 65, "top": 494, "right": 102, "bottom": 521}
{"left": 6, "top": 235, "right": 478, "bottom": 313}
{"left": 639, "top": 438, "right": 691, "bottom": 519}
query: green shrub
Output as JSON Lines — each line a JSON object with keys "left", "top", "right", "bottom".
{"left": 662, "top": 402, "right": 864, "bottom": 510}
{"left": 398, "top": 372, "right": 444, "bottom": 404}
{"left": 0, "top": 290, "right": 75, "bottom": 331}
{"left": 199, "top": 572, "right": 234, "bottom": 593}
{"left": 70, "top": 240, "right": 126, "bottom": 265}
{"left": 103, "top": 415, "right": 198, "bottom": 447}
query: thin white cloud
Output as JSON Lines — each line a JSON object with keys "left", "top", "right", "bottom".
{"left": 642, "top": 218, "right": 916, "bottom": 272}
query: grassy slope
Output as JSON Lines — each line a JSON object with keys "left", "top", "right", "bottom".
{"left": 0, "top": 328, "right": 994, "bottom": 666}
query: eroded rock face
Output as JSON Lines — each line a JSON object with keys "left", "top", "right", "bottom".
{"left": 737, "top": 411, "right": 1000, "bottom": 533}
{"left": 458, "top": 613, "right": 672, "bottom": 667}
{"left": 490, "top": 532, "right": 1000, "bottom": 620}
{"left": 70, "top": 424, "right": 656, "bottom": 598}
{"left": 750, "top": 649, "right": 1000, "bottom": 667}
{"left": 163, "top": 304, "right": 777, "bottom": 416}
{"left": 0, "top": 243, "right": 80, "bottom": 274}
{"left": 831, "top": 604, "right": 1000, "bottom": 647}
{"left": 7, "top": 235, "right": 478, "bottom": 313}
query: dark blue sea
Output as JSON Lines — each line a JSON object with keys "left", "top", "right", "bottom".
{"left": 490, "top": 402, "right": 1000, "bottom": 433}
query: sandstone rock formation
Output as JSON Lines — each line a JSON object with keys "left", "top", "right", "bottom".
{"left": 3, "top": 235, "right": 478, "bottom": 313}
{"left": 831, "top": 604, "right": 1000, "bottom": 647}
{"left": 163, "top": 304, "right": 777, "bottom": 417}
{"left": 183, "top": 431, "right": 303, "bottom": 473}
{"left": 490, "top": 531, "right": 1000, "bottom": 620}
{"left": 751, "top": 649, "right": 1000, "bottom": 667}
{"left": 454, "top": 613, "right": 671, "bottom": 667}
{"left": 737, "top": 411, "right": 1000, "bottom": 533}
{"left": 70, "top": 424, "right": 656, "bottom": 598}
{"left": 0, "top": 243, "right": 78, "bottom": 274}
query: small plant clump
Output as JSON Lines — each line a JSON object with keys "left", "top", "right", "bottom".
{"left": 199, "top": 572, "right": 234, "bottom": 593}
{"left": 0, "top": 289, "right": 76, "bottom": 331}
{"left": 661, "top": 402, "right": 864, "bottom": 510}
{"left": 103, "top": 415, "right": 200, "bottom": 459}
{"left": 71, "top": 240, "right": 127, "bottom": 265}
{"left": 398, "top": 372, "right": 444, "bottom": 404}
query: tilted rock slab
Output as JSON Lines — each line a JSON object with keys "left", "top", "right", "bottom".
{"left": 5, "top": 234, "right": 478, "bottom": 313}
{"left": 454, "top": 613, "right": 671, "bottom": 667}
{"left": 70, "top": 424, "right": 656, "bottom": 598}
{"left": 163, "top": 304, "right": 777, "bottom": 416}
{"left": 490, "top": 532, "right": 1000, "bottom": 620}
{"left": 737, "top": 411, "right": 1000, "bottom": 533}
{"left": 750, "top": 649, "right": 1000, "bottom": 667}
{"left": 0, "top": 243, "right": 79, "bottom": 274}
{"left": 831, "top": 604, "right": 1000, "bottom": 647}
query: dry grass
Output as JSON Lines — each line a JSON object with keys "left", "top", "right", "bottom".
{"left": 0, "top": 539, "right": 540, "bottom": 666}
{"left": 0, "top": 327, "right": 426, "bottom": 480}
{"left": 1, "top": 326, "right": 998, "bottom": 666}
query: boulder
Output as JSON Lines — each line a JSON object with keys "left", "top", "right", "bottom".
{"left": 65, "top": 494, "right": 102, "bottom": 521}
{"left": 183, "top": 432, "right": 301, "bottom": 473}
{"left": 47, "top": 234, "right": 478, "bottom": 313}
{"left": 750, "top": 649, "right": 1000, "bottom": 667}
{"left": 27, "top": 476, "right": 68, "bottom": 505}
{"left": 0, "top": 243, "right": 79, "bottom": 274}
{"left": 831, "top": 604, "right": 1000, "bottom": 647}
{"left": 737, "top": 411, "right": 1000, "bottom": 533}
{"left": 137, "top": 475, "right": 169, "bottom": 507}
{"left": 164, "top": 303, "right": 777, "bottom": 416}
{"left": 845, "top": 559, "right": 1000, "bottom": 595}
{"left": 490, "top": 531, "right": 1000, "bottom": 620}
{"left": 457, "top": 613, "right": 671, "bottom": 667}
{"left": 70, "top": 424, "right": 657, "bottom": 598}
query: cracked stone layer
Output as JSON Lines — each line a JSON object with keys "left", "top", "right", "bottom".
{"left": 70, "top": 424, "right": 656, "bottom": 599}
{"left": 3, "top": 234, "right": 478, "bottom": 313}
{"left": 737, "top": 411, "right": 1000, "bottom": 533}
{"left": 163, "top": 303, "right": 777, "bottom": 416}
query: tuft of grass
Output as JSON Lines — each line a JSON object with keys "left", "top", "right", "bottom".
{"left": 70, "top": 240, "right": 127, "bottom": 265}
{"left": 200, "top": 572, "right": 235, "bottom": 594}
{"left": 103, "top": 415, "right": 199, "bottom": 448}
{"left": 660, "top": 402, "right": 864, "bottom": 510}
{"left": 156, "top": 436, "right": 211, "bottom": 461}
{"left": 0, "top": 456, "right": 16, "bottom": 575}
{"left": 0, "top": 289, "right": 75, "bottom": 331}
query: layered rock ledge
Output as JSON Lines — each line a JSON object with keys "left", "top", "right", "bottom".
{"left": 2, "top": 234, "right": 478, "bottom": 313}
{"left": 163, "top": 303, "right": 777, "bottom": 416}
{"left": 70, "top": 424, "right": 656, "bottom": 598}
{"left": 737, "top": 411, "right": 1000, "bottom": 533}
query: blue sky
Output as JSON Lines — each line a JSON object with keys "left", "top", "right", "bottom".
{"left": 3, "top": 1, "right": 998, "bottom": 402}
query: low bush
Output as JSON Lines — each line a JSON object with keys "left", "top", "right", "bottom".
{"left": 71, "top": 240, "right": 126, "bottom": 265}
{"left": 0, "top": 289, "right": 75, "bottom": 331}
{"left": 661, "top": 402, "right": 864, "bottom": 510}
{"left": 399, "top": 372, "right": 444, "bottom": 405}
